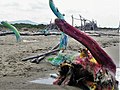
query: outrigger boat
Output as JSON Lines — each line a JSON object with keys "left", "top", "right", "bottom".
{"left": 49, "top": 0, "right": 118, "bottom": 90}
{"left": 53, "top": 19, "right": 118, "bottom": 90}
{"left": 49, "top": 0, "right": 118, "bottom": 89}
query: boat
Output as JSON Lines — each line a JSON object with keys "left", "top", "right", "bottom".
{"left": 53, "top": 19, "right": 118, "bottom": 90}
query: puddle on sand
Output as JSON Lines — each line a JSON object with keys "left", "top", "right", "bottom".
{"left": 30, "top": 73, "right": 57, "bottom": 85}
{"left": 30, "top": 77, "right": 55, "bottom": 85}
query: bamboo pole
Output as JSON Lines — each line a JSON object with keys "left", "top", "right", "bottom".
{"left": 22, "top": 49, "right": 60, "bottom": 61}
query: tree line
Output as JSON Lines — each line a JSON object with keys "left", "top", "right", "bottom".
{"left": 0, "top": 23, "right": 47, "bottom": 30}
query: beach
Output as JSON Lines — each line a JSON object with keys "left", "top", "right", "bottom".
{"left": 0, "top": 30, "right": 119, "bottom": 89}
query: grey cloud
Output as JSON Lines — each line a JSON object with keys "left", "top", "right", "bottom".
{"left": 1, "top": 1, "right": 47, "bottom": 12}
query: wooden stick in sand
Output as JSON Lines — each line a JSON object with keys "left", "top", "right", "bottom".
{"left": 22, "top": 43, "right": 60, "bottom": 63}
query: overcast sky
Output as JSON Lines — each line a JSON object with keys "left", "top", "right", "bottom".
{"left": 0, "top": 0, "right": 119, "bottom": 27}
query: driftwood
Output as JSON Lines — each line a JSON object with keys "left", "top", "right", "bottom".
{"left": 22, "top": 42, "right": 60, "bottom": 63}
{"left": 0, "top": 31, "right": 61, "bottom": 36}
{"left": 0, "top": 31, "right": 14, "bottom": 36}
{"left": 51, "top": 43, "right": 60, "bottom": 50}
{"left": 32, "top": 32, "right": 61, "bottom": 36}
{"left": 29, "top": 43, "right": 60, "bottom": 64}
{"left": 22, "top": 49, "right": 60, "bottom": 62}
{"left": 1, "top": 31, "right": 119, "bottom": 36}
{"left": 30, "top": 55, "right": 46, "bottom": 64}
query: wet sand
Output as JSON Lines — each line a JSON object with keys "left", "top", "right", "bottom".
{"left": 104, "top": 45, "right": 119, "bottom": 67}
{"left": 0, "top": 30, "right": 119, "bottom": 89}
